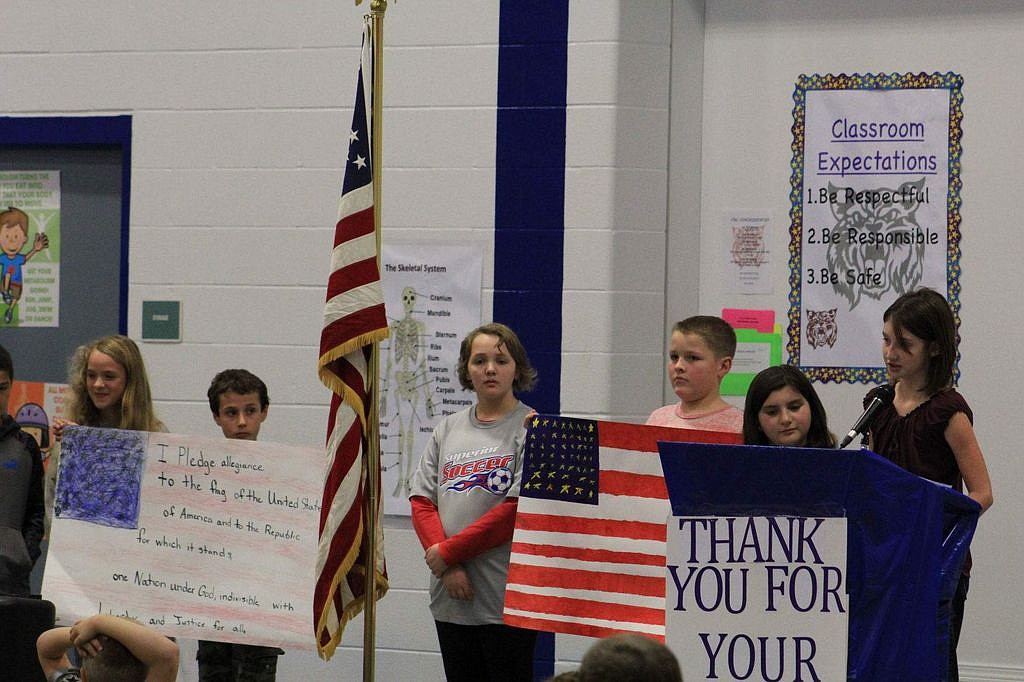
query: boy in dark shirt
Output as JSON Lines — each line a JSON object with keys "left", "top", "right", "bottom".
{"left": 0, "top": 343, "right": 44, "bottom": 596}
{"left": 197, "top": 369, "right": 282, "bottom": 681}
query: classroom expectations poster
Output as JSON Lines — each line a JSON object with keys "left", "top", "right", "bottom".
{"left": 788, "top": 73, "right": 963, "bottom": 383}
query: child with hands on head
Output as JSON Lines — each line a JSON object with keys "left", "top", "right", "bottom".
{"left": 647, "top": 315, "right": 743, "bottom": 433}
{"left": 865, "top": 288, "right": 992, "bottom": 682}
{"left": 408, "top": 323, "right": 539, "bottom": 682}
{"left": 743, "top": 365, "right": 836, "bottom": 448}
{"left": 36, "top": 614, "right": 179, "bottom": 682}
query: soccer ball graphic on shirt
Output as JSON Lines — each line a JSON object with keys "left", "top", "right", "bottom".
{"left": 486, "top": 466, "right": 513, "bottom": 494}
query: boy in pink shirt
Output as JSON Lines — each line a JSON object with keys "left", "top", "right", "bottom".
{"left": 646, "top": 316, "right": 742, "bottom": 433}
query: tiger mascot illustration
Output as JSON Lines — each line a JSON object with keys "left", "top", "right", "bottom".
{"left": 826, "top": 177, "right": 927, "bottom": 308}
{"left": 806, "top": 308, "right": 838, "bottom": 349}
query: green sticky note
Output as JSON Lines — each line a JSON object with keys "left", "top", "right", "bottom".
{"left": 721, "top": 328, "right": 782, "bottom": 396}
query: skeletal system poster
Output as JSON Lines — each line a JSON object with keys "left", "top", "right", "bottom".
{"left": 377, "top": 243, "right": 482, "bottom": 515}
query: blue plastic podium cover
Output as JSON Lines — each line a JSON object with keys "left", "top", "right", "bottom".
{"left": 658, "top": 442, "right": 980, "bottom": 682}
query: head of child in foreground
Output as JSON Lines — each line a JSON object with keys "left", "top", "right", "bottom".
{"left": 577, "top": 633, "right": 682, "bottom": 682}
{"left": 0, "top": 343, "right": 13, "bottom": 416}
{"left": 80, "top": 635, "right": 146, "bottom": 682}
{"left": 67, "top": 335, "right": 159, "bottom": 430}
{"left": 667, "top": 316, "right": 736, "bottom": 405}
{"left": 882, "top": 287, "right": 957, "bottom": 395}
{"left": 743, "top": 365, "right": 835, "bottom": 448}
{"left": 456, "top": 323, "right": 537, "bottom": 399}
{"left": 208, "top": 369, "right": 269, "bottom": 441}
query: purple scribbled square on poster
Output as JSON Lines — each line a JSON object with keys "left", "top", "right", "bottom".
{"left": 55, "top": 427, "right": 147, "bottom": 529}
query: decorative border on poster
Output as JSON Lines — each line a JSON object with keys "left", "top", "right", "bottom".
{"left": 787, "top": 72, "right": 963, "bottom": 383}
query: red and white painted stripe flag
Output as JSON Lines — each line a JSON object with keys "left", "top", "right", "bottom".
{"left": 503, "top": 416, "right": 741, "bottom": 640}
{"left": 314, "top": 20, "right": 389, "bottom": 661}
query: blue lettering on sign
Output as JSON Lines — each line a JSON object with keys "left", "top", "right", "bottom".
{"left": 699, "top": 633, "right": 821, "bottom": 682}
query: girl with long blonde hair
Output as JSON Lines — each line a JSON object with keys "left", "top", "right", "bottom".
{"left": 45, "top": 335, "right": 164, "bottom": 533}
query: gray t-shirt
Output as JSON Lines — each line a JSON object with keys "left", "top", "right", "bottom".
{"left": 409, "top": 402, "right": 532, "bottom": 625}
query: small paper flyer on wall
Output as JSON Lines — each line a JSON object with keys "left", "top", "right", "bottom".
{"left": 725, "top": 210, "right": 772, "bottom": 294}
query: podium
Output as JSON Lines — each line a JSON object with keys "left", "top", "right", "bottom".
{"left": 658, "top": 442, "right": 980, "bottom": 682}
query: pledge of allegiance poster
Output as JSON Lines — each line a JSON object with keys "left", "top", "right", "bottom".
{"left": 788, "top": 73, "right": 962, "bottom": 383}
{"left": 378, "top": 242, "right": 482, "bottom": 516}
{"left": 43, "top": 428, "right": 323, "bottom": 649}
{"left": 0, "top": 170, "right": 61, "bottom": 327}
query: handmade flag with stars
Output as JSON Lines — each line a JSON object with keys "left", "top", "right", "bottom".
{"left": 503, "top": 415, "right": 741, "bottom": 640}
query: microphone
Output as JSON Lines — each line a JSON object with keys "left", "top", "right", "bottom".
{"left": 839, "top": 384, "right": 895, "bottom": 448}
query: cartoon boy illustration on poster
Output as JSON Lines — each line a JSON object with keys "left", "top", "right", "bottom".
{"left": 1, "top": 206, "right": 49, "bottom": 324}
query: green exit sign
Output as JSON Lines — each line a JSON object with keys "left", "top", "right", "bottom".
{"left": 141, "top": 300, "right": 181, "bottom": 342}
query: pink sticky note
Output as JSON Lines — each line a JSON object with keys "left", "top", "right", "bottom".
{"left": 722, "top": 308, "right": 775, "bottom": 333}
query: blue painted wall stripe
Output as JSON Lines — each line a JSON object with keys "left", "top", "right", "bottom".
{"left": 495, "top": 2, "right": 569, "bottom": 678}
{"left": 495, "top": 1, "right": 567, "bottom": 418}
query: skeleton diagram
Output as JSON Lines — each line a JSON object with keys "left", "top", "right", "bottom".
{"left": 381, "top": 286, "right": 436, "bottom": 496}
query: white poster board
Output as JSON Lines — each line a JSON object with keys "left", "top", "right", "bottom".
{"left": 378, "top": 242, "right": 482, "bottom": 515}
{"left": 666, "top": 515, "right": 848, "bottom": 681}
{"left": 43, "top": 427, "right": 322, "bottom": 650}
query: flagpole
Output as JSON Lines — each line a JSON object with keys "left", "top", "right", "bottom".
{"left": 361, "top": 1, "right": 386, "bottom": 681}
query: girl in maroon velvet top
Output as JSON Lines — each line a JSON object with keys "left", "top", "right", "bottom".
{"left": 865, "top": 288, "right": 992, "bottom": 682}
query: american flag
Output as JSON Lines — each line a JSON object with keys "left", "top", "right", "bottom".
{"left": 503, "top": 415, "right": 741, "bottom": 640}
{"left": 314, "top": 21, "right": 389, "bottom": 661}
